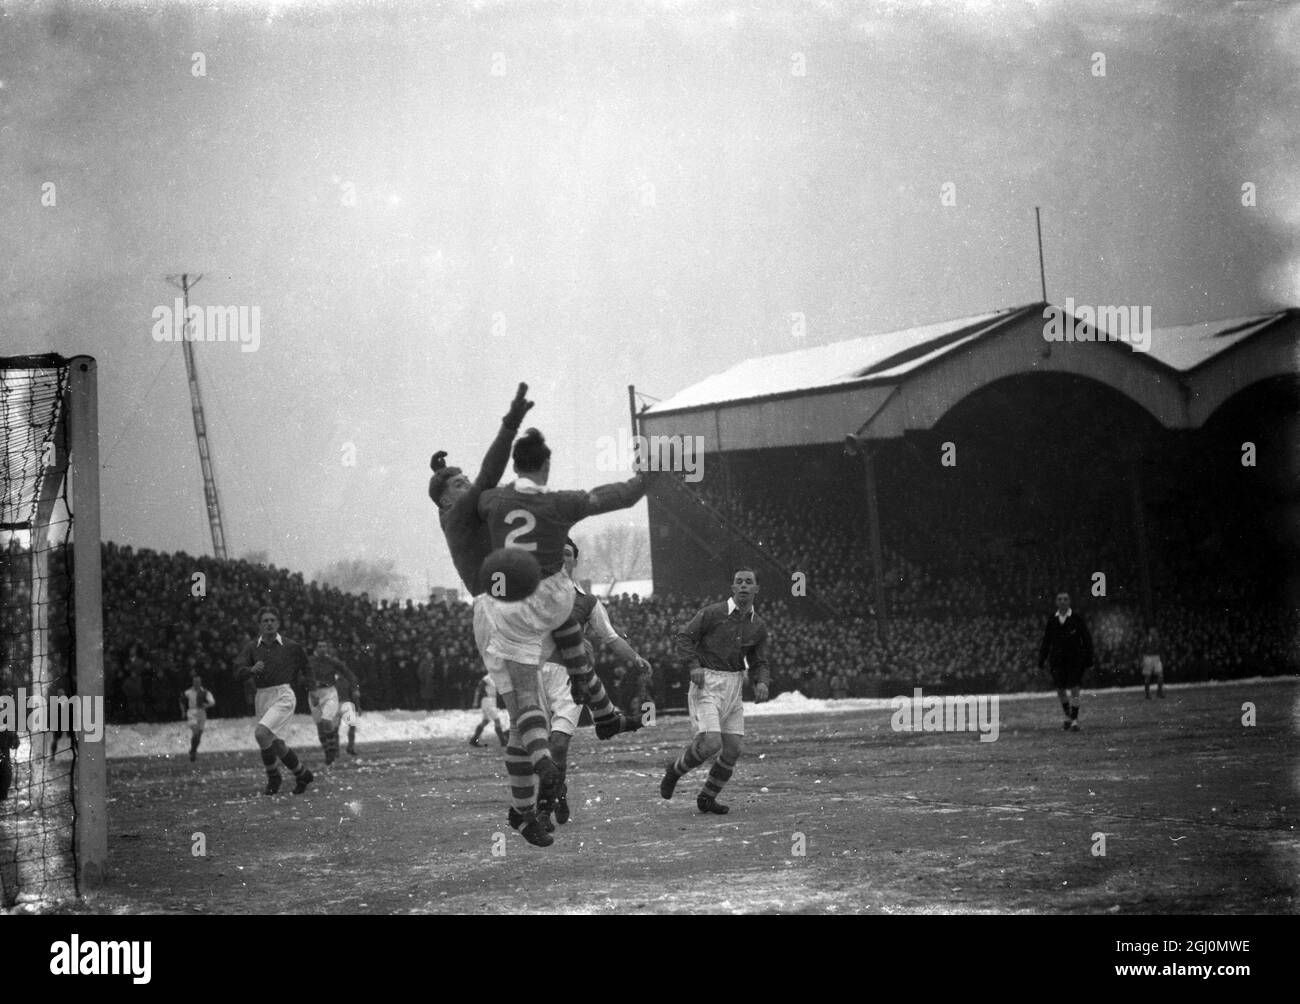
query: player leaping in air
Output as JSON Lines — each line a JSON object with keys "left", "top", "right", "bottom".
{"left": 476, "top": 425, "right": 646, "bottom": 845}
{"left": 428, "top": 385, "right": 640, "bottom": 847}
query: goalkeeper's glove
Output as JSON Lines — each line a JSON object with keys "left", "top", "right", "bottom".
{"left": 503, "top": 382, "right": 534, "bottom": 430}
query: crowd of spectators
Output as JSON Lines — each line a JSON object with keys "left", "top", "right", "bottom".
{"left": 4, "top": 534, "right": 1295, "bottom": 726}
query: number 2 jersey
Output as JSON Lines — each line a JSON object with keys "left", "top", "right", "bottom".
{"left": 477, "top": 475, "right": 646, "bottom": 577}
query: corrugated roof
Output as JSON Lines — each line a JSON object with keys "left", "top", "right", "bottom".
{"left": 645, "top": 308, "right": 1020, "bottom": 413}
{"left": 1142, "top": 313, "right": 1285, "bottom": 371}
{"left": 645, "top": 306, "right": 1293, "bottom": 415}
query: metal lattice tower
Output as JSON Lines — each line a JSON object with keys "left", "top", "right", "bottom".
{"left": 164, "top": 274, "right": 229, "bottom": 560}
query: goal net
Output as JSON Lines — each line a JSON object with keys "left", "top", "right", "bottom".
{"left": 0, "top": 355, "right": 105, "bottom": 908}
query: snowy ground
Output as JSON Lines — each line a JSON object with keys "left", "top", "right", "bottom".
{"left": 105, "top": 676, "right": 1294, "bottom": 760}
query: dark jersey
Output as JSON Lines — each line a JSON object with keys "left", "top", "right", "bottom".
{"left": 440, "top": 421, "right": 516, "bottom": 595}
{"left": 236, "top": 636, "right": 309, "bottom": 688}
{"left": 478, "top": 475, "right": 645, "bottom": 577}
{"left": 307, "top": 653, "right": 360, "bottom": 697}
{"left": 674, "top": 600, "right": 770, "bottom": 685}
{"left": 1038, "top": 612, "right": 1094, "bottom": 673}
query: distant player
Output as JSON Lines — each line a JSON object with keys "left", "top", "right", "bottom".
{"left": 336, "top": 661, "right": 362, "bottom": 757}
{"left": 235, "top": 607, "right": 314, "bottom": 795}
{"left": 477, "top": 427, "right": 645, "bottom": 840}
{"left": 1038, "top": 591, "right": 1094, "bottom": 731}
{"left": 180, "top": 673, "right": 216, "bottom": 762}
{"left": 534, "top": 538, "right": 648, "bottom": 831}
{"left": 306, "top": 640, "right": 359, "bottom": 765}
{"left": 469, "top": 673, "right": 509, "bottom": 747}
{"left": 660, "top": 567, "right": 770, "bottom": 815}
{"left": 1140, "top": 627, "right": 1165, "bottom": 699}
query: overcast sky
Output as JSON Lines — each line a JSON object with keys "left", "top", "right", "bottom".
{"left": 3, "top": 0, "right": 1297, "bottom": 597}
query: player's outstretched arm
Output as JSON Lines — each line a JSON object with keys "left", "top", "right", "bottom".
{"left": 473, "top": 382, "right": 534, "bottom": 490}
{"left": 579, "top": 473, "right": 647, "bottom": 518}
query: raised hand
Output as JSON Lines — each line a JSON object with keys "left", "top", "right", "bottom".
{"left": 503, "top": 382, "right": 534, "bottom": 429}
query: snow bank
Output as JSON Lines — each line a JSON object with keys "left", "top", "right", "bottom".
{"left": 104, "top": 676, "right": 1293, "bottom": 760}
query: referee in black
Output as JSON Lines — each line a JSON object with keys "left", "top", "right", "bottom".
{"left": 1038, "top": 590, "right": 1094, "bottom": 731}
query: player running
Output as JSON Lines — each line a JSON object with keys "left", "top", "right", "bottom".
{"left": 469, "top": 672, "right": 509, "bottom": 747}
{"left": 235, "top": 607, "right": 314, "bottom": 795}
{"left": 534, "top": 538, "right": 649, "bottom": 831}
{"left": 306, "top": 640, "right": 359, "bottom": 765}
{"left": 476, "top": 427, "right": 646, "bottom": 843}
{"left": 180, "top": 673, "right": 216, "bottom": 762}
{"left": 660, "top": 567, "right": 770, "bottom": 815}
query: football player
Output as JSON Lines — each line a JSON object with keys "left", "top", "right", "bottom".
{"left": 476, "top": 427, "right": 645, "bottom": 842}
{"left": 534, "top": 538, "right": 648, "bottom": 831}
{"left": 428, "top": 385, "right": 597, "bottom": 847}
{"left": 234, "top": 607, "right": 314, "bottom": 795}
{"left": 180, "top": 673, "right": 216, "bottom": 762}
{"left": 306, "top": 640, "right": 358, "bottom": 765}
{"left": 469, "top": 672, "right": 509, "bottom": 747}
{"left": 660, "top": 567, "right": 770, "bottom": 815}
{"left": 1140, "top": 626, "right": 1165, "bottom": 699}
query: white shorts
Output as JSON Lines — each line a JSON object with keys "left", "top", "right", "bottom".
{"left": 186, "top": 709, "right": 207, "bottom": 731}
{"left": 309, "top": 686, "right": 340, "bottom": 726}
{"left": 254, "top": 684, "right": 296, "bottom": 735}
{"left": 480, "top": 697, "right": 499, "bottom": 721}
{"left": 689, "top": 670, "right": 745, "bottom": 737}
{"left": 539, "top": 662, "right": 580, "bottom": 737}
{"left": 339, "top": 701, "right": 359, "bottom": 728}
{"left": 481, "top": 571, "right": 574, "bottom": 666}
{"left": 1141, "top": 656, "right": 1163, "bottom": 677}
{"left": 473, "top": 595, "right": 511, "bottom": 695}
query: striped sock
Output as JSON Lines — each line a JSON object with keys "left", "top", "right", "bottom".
{"left": 260, "top": 746, "right": 278, "bottom": 777}
{"left": 504, "top": 743, "right": 536, "bottom": 812}
{"left": 515, "top": 705, "right": 552, "bottom": 764}
{"left": 551, "top": 617, "right": 588, "bottom": 672}
{"left": 673, "top": 743, "right": 706, "bottom": 778}
{"left": 272, "top": 739, "right": 306, "bottom": 777}
{"left": 701, "top": 754, "right": 736, "bottom": 800}
{"left": 579, "top": 671, "right": 618, "bottom": 723}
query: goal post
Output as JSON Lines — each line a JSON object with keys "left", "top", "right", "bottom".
{"left": 0, "top": 354, "right": 105, "bottom": 908}
{"left": 68, "top": 357, "right": 106, "bottom": 891}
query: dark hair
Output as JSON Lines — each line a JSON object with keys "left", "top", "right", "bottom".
{"left": 732, "top": 567, "right": 758, "bottom": 584}
{"left": 257, "top": 606, "right": 280, "bottom": 621}
{"left": 565, "top": 537, "right": 579, "bottom": 561}
{"left": 512, "top": 428, "right": 551, "bottom": 473}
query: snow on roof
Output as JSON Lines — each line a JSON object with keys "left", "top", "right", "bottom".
{"left": 645, "top": 308, "right": 1019, "bottom": 413}
{"left": 1143, "top": 313, "right": 1285, "bottom": 371}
